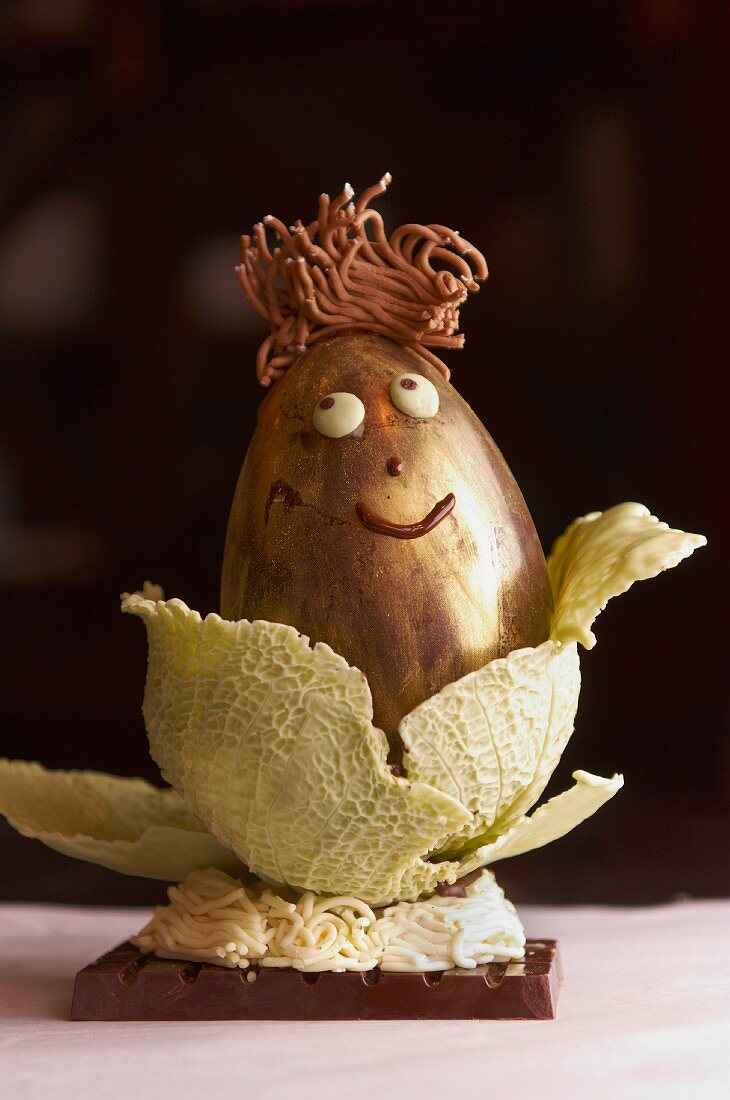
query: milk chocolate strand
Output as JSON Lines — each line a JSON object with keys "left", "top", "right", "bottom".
{"left": 236, "top": 175, "right": 488, "bottom": 386}
{"left": 355, "top": 493, "right": 456, "bottom": 539}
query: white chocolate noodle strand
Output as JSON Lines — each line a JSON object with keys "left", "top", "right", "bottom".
{"left": 132, "top": 868, "right": 525, "bottom": 973}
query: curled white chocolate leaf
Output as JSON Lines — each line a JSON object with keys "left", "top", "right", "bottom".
{"left": 0, "top": 760, "right": 242, "bottom": 880}
{"left": 122, "top": 593, "right": 471, "bottom": 905}
{"left": 549, "top": 502, "right": 706, "bottom": 649}
{"left": 389, "top": 372, "right": 439, "bottom": 418}
{"left": 457, "top": 770, "right": 624, "bottom": 876}
{"left": 312, "top": 392, "right": 365, "bottom": 438}
{"left": 400, "top": 640, "right": 581, "bottom": 850}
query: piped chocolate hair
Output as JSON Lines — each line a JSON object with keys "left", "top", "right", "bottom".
{"left": 237, "top": 174, "right": 488, "bottom": 387}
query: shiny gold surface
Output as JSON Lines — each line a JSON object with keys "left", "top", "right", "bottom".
{"left": 221, "top": 333, "right": 552, "bottom": 751}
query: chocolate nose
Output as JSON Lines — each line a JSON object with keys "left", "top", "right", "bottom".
{"left": 387, "top": 456, "right": 404, "bottom": 477}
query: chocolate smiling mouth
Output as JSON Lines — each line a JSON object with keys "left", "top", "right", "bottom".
{"left": 355, "top": 493, "right": 456, "bottom": 539}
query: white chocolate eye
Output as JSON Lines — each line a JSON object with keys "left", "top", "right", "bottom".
{"left": 389, "top": 373, "right": 439, "bottom": 418}
{"left": 312, "top": 392, "right": 365, "bottom": 438}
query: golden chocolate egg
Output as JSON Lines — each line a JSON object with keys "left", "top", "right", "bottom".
{"left": 221, "top": 332, "right": 552, "bottom": 750}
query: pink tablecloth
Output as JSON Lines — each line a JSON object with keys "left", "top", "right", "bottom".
{"left": 1, "top": 900, "right": 728, "bottom": 1099}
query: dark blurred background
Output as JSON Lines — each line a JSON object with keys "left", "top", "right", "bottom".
{"left": 1, "top": 0, "right": 727, "bottom": 906}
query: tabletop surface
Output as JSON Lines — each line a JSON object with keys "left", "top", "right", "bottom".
{"left": 1, "top": 899, "right": 728, "bottom": 1099}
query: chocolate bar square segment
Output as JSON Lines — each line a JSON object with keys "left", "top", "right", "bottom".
{"left": 70, "top": 940, "right": 560, "bottom": 1021}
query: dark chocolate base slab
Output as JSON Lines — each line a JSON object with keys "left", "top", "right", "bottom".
{"left": 70, "top": 940, "right": 560, "bottom": 1021}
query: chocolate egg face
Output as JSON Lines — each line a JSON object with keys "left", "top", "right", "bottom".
{"left": 221, "top": 333, "right": 552, "bottom": 750}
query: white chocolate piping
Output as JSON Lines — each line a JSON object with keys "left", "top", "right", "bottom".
{"left": 132, "top": 868, "right": 525, "bottom": 973}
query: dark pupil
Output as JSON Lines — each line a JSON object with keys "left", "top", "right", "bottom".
{"left": 400, "top": 378, "right": 417, "bottom": 390}
{"left": 319, "top": 396, "right": 335, "bottom": 409}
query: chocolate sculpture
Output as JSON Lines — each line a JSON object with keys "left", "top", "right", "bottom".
{"left": 0, "top": 177, "right": 705, "bottom": 1018}
{"left": 224, "top": 177, "right": 550, "bottom": 743}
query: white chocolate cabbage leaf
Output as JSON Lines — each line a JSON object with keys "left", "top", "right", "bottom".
{"left": 0, "top": 760, "right": 242, "bottom": 880}
{"left": 400, "top": 639, "right": 581, "bottom": 854}
{"left": 0, "top": 504, "right": 705, "bottom": 903}
{"left": 124, "top": 598, "right": 471, "bottom": 903}
{"left": 548, "top": 502, "right": 706, "bottom": 649}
